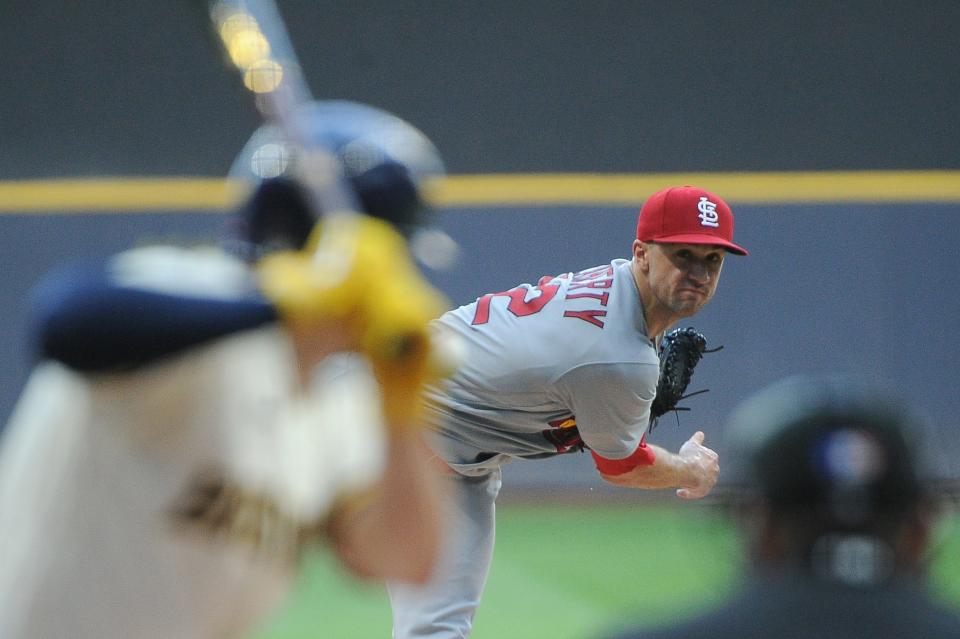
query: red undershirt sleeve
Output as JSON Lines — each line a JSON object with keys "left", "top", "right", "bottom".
{"left": 591, "top": 435, "right": 656, "bottom": 476}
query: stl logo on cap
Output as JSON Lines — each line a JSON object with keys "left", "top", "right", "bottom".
{"left": 697, "top": 196, "right": 719, "bottom": 228}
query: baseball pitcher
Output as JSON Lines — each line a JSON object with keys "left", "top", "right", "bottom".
{"left": 388, "top": 186, "right": 749, "bottom": 638}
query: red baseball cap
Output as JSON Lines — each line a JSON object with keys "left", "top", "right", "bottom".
{"left": 636, "top": 185, "right": 748, "bottom": 255}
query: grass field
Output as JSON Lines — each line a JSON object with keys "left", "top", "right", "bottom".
{"left": 252, "top": 503, "right": 960, "bottom": 639}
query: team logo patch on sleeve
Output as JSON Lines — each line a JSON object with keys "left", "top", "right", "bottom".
{"left": 541, "top": 416, "right": 586, "bottom": 453}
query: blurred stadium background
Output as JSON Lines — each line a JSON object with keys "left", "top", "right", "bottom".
{"left": 2, "top": 1, "right": 959, "bottom": 637}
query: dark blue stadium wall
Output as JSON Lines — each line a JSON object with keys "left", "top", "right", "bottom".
{"left": 1, "top": 2, "right": 958, "bottom": 177}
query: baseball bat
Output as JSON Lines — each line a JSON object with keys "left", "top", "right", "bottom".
{"left": 202, "top": 0, "right": 451, "bottom": 364}
{"left": 203, "top": 0, "right": 361, "bottom": 224}
{"left": 201, "top": 0, "right": 461, "bottom": 274}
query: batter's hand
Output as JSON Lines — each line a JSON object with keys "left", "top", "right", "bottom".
{"left": 362, "top": 266, "right": 449, "bottom": 429}
{"left": 676, "top": 431, "right": 719, "bottom": 500}
{"left": 257, "top": 215, "right": 451, "bottom": 428}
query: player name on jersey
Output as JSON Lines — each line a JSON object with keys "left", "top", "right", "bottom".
{"left": 471, "top": 263, "right": 615, "bottom": 328}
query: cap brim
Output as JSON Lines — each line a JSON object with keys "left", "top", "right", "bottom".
{"left": 650, "top": 233, "right": 749, "bottom": 256}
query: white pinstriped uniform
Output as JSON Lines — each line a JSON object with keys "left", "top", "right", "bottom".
{"left": 0, "top": 249, "right": 387, "bottom": 639}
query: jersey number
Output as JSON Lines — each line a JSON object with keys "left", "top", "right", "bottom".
{"left": 471, "top": 276, "right": 560, "bottom": 325}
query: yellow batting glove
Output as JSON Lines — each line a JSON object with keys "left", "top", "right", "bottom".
{"left": 347, "top": 219, "right": 450, "bottom": 429}
{"left": 257, "top": 215, "right": 385, "bottom": 322}
{"left": 360, "top": 262, "right": 450, "bottom": 430}
{"left": 257, "top": 214, "right": 454, "bottom": 429}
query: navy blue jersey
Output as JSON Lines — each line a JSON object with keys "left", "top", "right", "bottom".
{"left": 608, "top": 575, "right": 960, "bottom": 639}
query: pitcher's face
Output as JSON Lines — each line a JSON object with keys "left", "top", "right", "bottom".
{"left": 640, "top": 242, "right": 725, "bottom": 317}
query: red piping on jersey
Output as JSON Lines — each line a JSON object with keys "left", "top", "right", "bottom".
{"left": 591, "top": 437, "right": 656, "bottom": 475}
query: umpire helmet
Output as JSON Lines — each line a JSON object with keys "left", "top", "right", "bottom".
{"left": 724, "top": 374, "right": 928, "bottom": 527}
{"left": 226, "top": 100, "right": 445, "bottom": 260}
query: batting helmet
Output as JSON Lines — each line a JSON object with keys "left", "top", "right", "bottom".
{"left": 226, "top": 100, "right": 445, "bottom": 260}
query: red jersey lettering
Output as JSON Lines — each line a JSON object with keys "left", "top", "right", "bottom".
{"left": 564, "top": 291, "right": 609, "bottom": 306}
{"left": 563, "top": 309, "right": 608, "bottom": 328}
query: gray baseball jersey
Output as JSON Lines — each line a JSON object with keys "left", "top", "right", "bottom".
{"left": 424, "top": 259, "right": 659, "bottom": 473}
